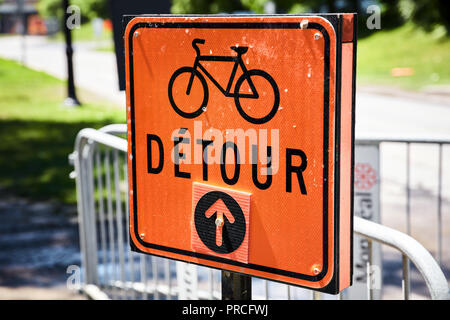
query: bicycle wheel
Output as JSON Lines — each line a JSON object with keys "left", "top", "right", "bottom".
{"left": 234, "top": 69, "right": 280, "bottom": 124}
{"left": 168, "top": 66, "right": 208, "bottom": 119}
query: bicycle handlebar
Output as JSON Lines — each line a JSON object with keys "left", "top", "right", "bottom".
{"left": 192, "top": 38, "right": 205, "bottom": 56}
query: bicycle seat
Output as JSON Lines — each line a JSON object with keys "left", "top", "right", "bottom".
{"left": 230, "top": 46, "right": 248, "bottom": 54}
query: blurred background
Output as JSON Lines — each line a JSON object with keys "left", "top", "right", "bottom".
{"left": 0, "top": 0, "right": 449, "bottom": 300}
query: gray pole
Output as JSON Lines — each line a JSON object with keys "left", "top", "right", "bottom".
{"left": 62, "top": 0, "right": 81, "bottom": 106}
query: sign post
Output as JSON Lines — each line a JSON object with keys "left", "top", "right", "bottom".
{"left": 222, "top": 271, "right": 252, "bottom": 300}
{"left": 125, "top": 14, "right": 357, "bottom": 295}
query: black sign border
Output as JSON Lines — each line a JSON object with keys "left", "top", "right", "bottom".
{"left": 127, "top": 18, "right": 334, "bottom": 284}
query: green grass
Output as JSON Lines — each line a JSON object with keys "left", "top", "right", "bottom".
{"left": 96, "top": 42, "right": 115, "bottom": 53}
{"left": 0, "top": 58, "right": 125, "bottom": 204}
{"left": 357, "top": 23, "right": 450, "bottom": 90}
{"left": 50, "top": 21, "right": 115, "bottom": 52}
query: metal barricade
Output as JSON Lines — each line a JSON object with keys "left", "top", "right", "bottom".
{"left": 357, "top": 136, "right": 449, "bottom": 265}
{"left": 70, "top": 125, "right": 449, "bottom": 300}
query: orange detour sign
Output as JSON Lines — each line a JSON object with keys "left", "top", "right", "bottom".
{"left": 125, "top": 14, "right": 357, "bottom": 294}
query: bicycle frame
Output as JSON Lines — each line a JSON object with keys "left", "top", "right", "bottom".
{"left": 188, "top": 53, "right": 259, "bottom": 99}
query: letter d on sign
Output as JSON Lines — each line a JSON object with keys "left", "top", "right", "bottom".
{"left": 147, "top": 134, "right": 164, "bottom": 174}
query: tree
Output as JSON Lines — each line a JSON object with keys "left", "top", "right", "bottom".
{"left": 37, "top": 0, "right": 64, "bottom": 20}
{"left": 170, "top": 0, "right": 303, "bottom": 14}
{"left": 170, "top": 0, "right": 450, "bottom": 34}
{"left": 170, "top": 0, "right": 362, "bottom": 15}
{"left": 38, "top": 0, "right": 109, "bottom": 22}
{"left": 398, "top": 0, "right": 450, "bottom": 33}
{"left": 171, "top": 0, "right": 245, "bottom": 14}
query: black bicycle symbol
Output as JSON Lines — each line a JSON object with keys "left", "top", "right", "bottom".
{"left": 168, "top": 38, "right": 280, "bottom": 124}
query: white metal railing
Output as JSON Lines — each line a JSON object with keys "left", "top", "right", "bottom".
{"left": 70, "top": 124, "right": 449, "bottom": 300}
{"left": 354, "top": 217, "right": 448, "bottom": 300}
{"left": 356, "top": 135, "right": 448, "bottom": 266}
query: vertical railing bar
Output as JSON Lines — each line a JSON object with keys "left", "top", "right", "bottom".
{"left": 165, "top": 260, "right": 171, "bottom": 299}
{"left": 140, "top": 255, "right": 148, "bottom": 300}
{"left": 208, "top": 268, "right": 214, "bottom": 300}
{"left": 287, "top": 285, "right": 291, "bottom": 300}
{"left": 152, "top": 256, "right": 159, "bottom": 299}
{"left": 147, "top": 255, "right": 152, "bottom": 298}
{"left": 406, "top": 143, "right": 411, "bottom": 235}
{"left": 366, "top": 261, "right": 371, "bottom": 300}
{"left": 437, "top": 143, "right": 443, "bottom": 265}
{"left": 402, "top": 254, "right": 410, "bottom": 300}
{"left": 104, "top": 149, "right": 117, "bottom": 299}
{"left": 79, "top": 149, "right": 92, "bottom": 285}
{"left": 367, "top": 239, "right": 373, "bottom": 300}
{"left": 86, "top": 145, "right": 99, "bottom": 285}
{"left": 123, "top": 152, "right": 135, "bottom": 299}
{"left": 313, "top": 291, "right": 321, "bottom": 300}
{"left": 264, "top": 280, "right": 269, "bottom": 300}
{"left": 113, "top": 149, "right": 126, "bottom": 299}
{"left": 95, "top": 149, "right": 108, "bottom": 287}
{"left": 73, "top": 145, "right": 88, "bottom": 289}
{"left": 217, "top": 270, "right": 221, "bottom": 299}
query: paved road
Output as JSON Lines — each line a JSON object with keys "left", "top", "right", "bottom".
{"left": 356, "top": 90, "right": 450, "bottom": 137}
{"left": 0, "top": 196, "right": 85, "bottom": 299}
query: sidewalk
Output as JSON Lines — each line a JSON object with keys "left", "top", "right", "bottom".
{"left": 0, "top": 35, "right": 125, "bottom": 107}
{"left": 358, "top": 84, "right": 450, "bottom": 108}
